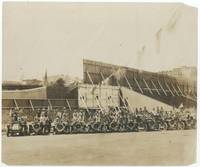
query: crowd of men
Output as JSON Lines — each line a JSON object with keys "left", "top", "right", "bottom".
{"left": 7, "top": 105, "right": 196, "bottom": 136}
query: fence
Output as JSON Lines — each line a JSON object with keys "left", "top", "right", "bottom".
{"left": 2, "top": 99, "right": 78, "bottom": 110}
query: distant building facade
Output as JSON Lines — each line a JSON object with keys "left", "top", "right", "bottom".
{"left": 160, "top": 66, "right": 197, "bottom": 83}
{"left": 22, "top": 79, "right": 43, "bottom": 86}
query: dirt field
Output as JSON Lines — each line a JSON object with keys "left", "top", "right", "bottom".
{"left": 2, "top": 130, "right": 196, "bottom": 165}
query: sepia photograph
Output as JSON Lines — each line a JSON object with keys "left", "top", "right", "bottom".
{"left": 1, "top": 2, "right": 197, "bottom": 166}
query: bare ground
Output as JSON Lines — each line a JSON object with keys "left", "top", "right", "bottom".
{"left": 2, "top": 130, "right": 196, "bottom": 165}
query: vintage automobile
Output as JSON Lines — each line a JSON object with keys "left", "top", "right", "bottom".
{"left": 135, "top": 114, "right": 148, "bottom": 131}
{"left": 126, "top": 119, "right": 138, "bottom": 132}
{"left": 109, "top": 121, "right": 120, "bottom": 132}
{"left": 7, "top": 117, "right": 28, "bottom": 137}
{"left": 145, "top": 118, "right": 156, "bottom": 131}
{"left": 54, "top": 121, "right": 70, "bottom": 134}
{"left": 153, "top": 114, "right": 168, "bottom": 131}
{"left": 29, "top": 115, "right": 51, "bottom": 135}
{"left": 100, "top": 122, "right": 110, "bottom": 133}
{"left": 53, "top": 121, "right": 66, "bottom": 134}
{"left": 71, "top": 121, "right": 86, "bottom": 133}
{"left": 181, "top": 114, "right": 196, "bottom": 130}
{"left": 52, "top": 110, "right": 72, "bottom": 134}
{"left": 165, "top": 116, "right": 185, "bottom": 130}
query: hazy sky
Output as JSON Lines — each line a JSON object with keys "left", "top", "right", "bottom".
{"left": 3, "top": 3, "right": 197, "bottom": 81}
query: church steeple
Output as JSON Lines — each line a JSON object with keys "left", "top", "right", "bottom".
{"left": 44, "top": 69, "right": 48, "bottom": 86}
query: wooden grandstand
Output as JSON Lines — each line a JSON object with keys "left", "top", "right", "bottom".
{"left": 83, "top": 59, "right": 196, "bottom": 108}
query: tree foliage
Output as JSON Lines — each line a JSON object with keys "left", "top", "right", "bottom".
{"left": 53, "top": 78, "right": 65, "bottom": 87}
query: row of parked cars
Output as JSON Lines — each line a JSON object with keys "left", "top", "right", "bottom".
{"left": 6, "top": 107, "right": 196, "bottom": 137}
